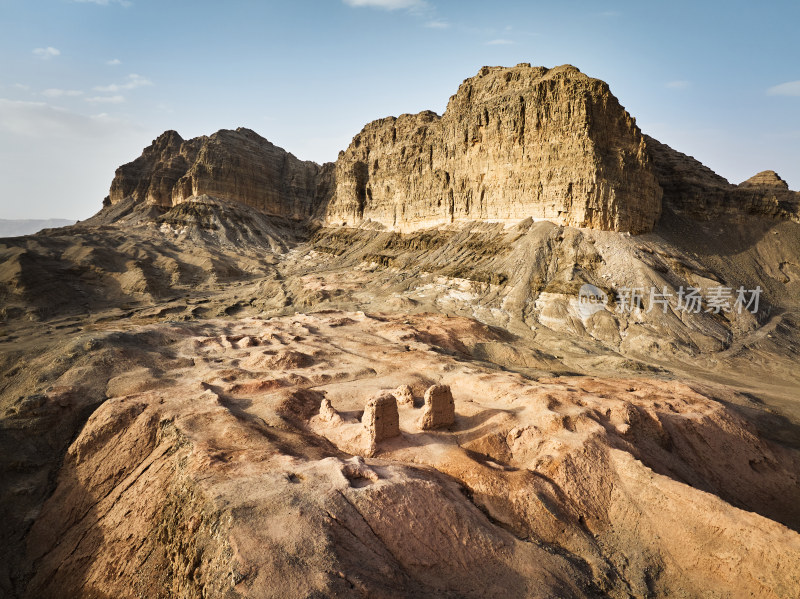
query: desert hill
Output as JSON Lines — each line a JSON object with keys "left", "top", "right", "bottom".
{"left": 1, "top": 64, "right": 799, "bottom": 598}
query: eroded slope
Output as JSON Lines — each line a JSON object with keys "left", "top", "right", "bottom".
{"left": 13, "top": 312, "right": 800, "bottom": 598}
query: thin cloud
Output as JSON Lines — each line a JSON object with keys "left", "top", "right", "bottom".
{"left": 666, "top": 80, "right": 690, "bottom": 89}
{"left": 106, "top": 58, "right": 122, "bottom": 66}
{"left": 93, "top": 73, "right": 152, "bottom": 92}
{"left": 486, "top": 39, "right": 513, "bottom": 45}
{"left": 0, "top": 98, "right": 128, "bottom": 138}
{"left": 33, "top": 47, "right": 60, "bottom": 59}
{"left": 342, "top": 0, "right": 426, "bottom": 9}
{"left": 342, "top": 0, "right": 440, "bottom": 27}
{"left": 85, "top": 95, "right": 125, "bottom": 104}
{"left": 767, "top": 80, "right": 800, "bottom": 97}
{"left": 42, "top": 89, "right": 84, "bottom": 98}
{"left": 72, "top": 0, "right": 133, "bottom": 6}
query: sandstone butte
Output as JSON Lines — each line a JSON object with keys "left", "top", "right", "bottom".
{"left": 108, "top": 63, "right": 798, "bottom": 233}
{"left": 327, "top": 64, "right": 662, "bottom": 234}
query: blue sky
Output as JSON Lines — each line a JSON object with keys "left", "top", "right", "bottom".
{"left": 1, "top": 0, "right": 798, "bottom": 220}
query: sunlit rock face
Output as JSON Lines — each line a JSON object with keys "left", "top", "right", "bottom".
{"left": 326, "top": 64, "right": 663, "bottom": 234}
{"left": 107, "top": 65, "right": 800, "bottom": 235}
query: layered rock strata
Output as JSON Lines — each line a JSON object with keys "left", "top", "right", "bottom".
{"left": 326, "top": 64, "right": 663, "bottom": 234}
{"left": 645, "top": 136, "right": 800, "bottom": 222}
{"left": 105, "top": 65, "right": 798, "bottom": 236}
{"left": 109, "top": 128, "right": 333, "bottom": 220}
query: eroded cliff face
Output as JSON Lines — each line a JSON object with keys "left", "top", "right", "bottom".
{"left": 5, "top": 63, "right": 800, "bottom": 599}
{"left": 109, "top": 130, "right": 203, "bottom": 209}
{"left": 646, "top": 136, "right": 800, "bottom": 223}
{"left": 325, "top": 64, "right": 663, "bottom": 234}
{"left": 109, "top": 128, "right": 333, "bottom": 220}
{"left": 106, "top": 64, "right": 798, "bottom": 235}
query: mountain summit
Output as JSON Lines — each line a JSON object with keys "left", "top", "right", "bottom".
{"left": 108, "top": 64, "right": 797, "bottom": 235}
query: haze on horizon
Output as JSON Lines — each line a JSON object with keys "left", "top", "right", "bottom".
{"left": 1, "top": 0, "right": 798, "bottom": 221}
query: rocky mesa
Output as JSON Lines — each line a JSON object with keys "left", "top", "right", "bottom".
{"left": 327, "top": 64, "right": 663, "bottom": 234}
{"left": 108, "top": 63, "right": 799, "bottom": 235}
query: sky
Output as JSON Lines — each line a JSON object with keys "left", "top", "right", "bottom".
{"left": 0, "top": 0, "right": 798, "bottom": 220}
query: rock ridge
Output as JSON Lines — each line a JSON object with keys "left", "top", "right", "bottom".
{"left": 106, "top": 64, "right": 798, "bottom": 234}
{"left": 109, "top": 127, "right": 334, "bottom": 220}
{"left": 646, "top": 136, "right": 800, "bottom": 222}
